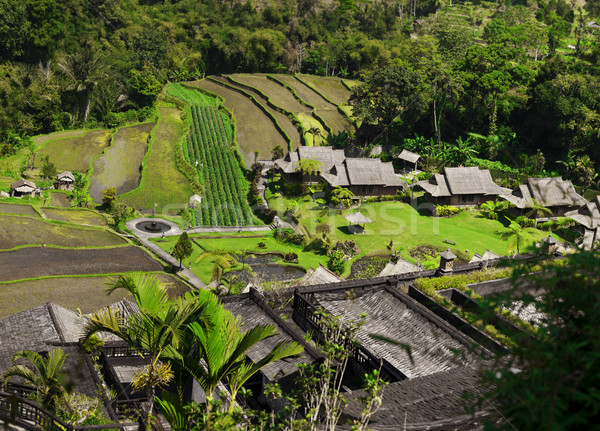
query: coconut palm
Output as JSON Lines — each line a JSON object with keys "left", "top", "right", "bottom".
{"left": 306, "top": 127, "right": 322, "bottom": 146}
{"left": 82, "top": 274, "right": 211, "bottom": 426}
{"left": 3, "top": 348, "right": 70, "bottom": 412}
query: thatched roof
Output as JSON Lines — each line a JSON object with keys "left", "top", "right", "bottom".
{"left": 416, "top": 173, "right": 451, "bottom": 197}
{"left": 10, "top": 178, "right": 36, "bottom": 191}
{"left": 321, "top": 158, "right": 406, "bottom": 188}
{"left": 274, "top": 146, "right": 345, "bottom": 174}
{"left": 503, "top": 177, "right": 586, "bottom": 209}
{"left": 444, "top": 167, "right": 502, "bottom": 195}
{"left": 469, "top": 250, "right": 501, "bottom": 264}
{"left": 298, "top": 264, "right": 343, "bottom": 286}
{"left": 440, "top": 249, "right": 457, "bottom": 260}
{"left": 345, "top": 210, "right": 372, "bottom": 225}
{"left": 369, "top": 145, "right": 383, "bottom": 156}
{"left": 398, "top": 149, "right": 421, "bottom": 164}
{"left": 57, "top": 171, "right": 75, "bottom": 182}
{"left": 565, "top": 196, "right": 600, "bottom": 229}
{"left": 378, "top": 258, "right": 419, "bottom": 277}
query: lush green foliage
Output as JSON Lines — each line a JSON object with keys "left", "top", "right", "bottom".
{"left": 169, "top": 84, "right": 254, "bottom": 226}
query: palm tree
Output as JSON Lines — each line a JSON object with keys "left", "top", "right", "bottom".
{"left": 3, "top": 348, "right": 69, "bottom": 412}
{"left": 306, "top": 127, "right": 322, "bottom": 146}
{"left": 82, "top": 274, "right": 211, "bottom": 426}
{"left": 499, "top": 218, "right": 534, "bottom": 255}
{"left": 296, "top": 158, "right": 323, "bottom": 183}
{"left": 524, "top": 199, "right": 553, "bottom": 219}
{"left": 180, "top": 302, "right": 303, "bottom": 425}
{"left": 330, "top": 186, "right": 355, "bottom": 211}
{"left": 480, "top": 200, "right": 506, "bottom": 220}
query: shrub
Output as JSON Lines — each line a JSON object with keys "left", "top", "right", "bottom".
{"left": 514, "top": 216, "right": 535, "bottom": 228}
{"left": 435, "top": 205, "right": 461, "bottom": 217}
{"left": 327, "top": 248, "right": 346, "bottom": 275}
{"left": 282, "top": 182, "right": 304, "bottom": 196}
{"left": 283, "top": 252, "right": 298, "bottom": 262}
{"left": 537, "top": 220, "right": 556, "bottom": 231}
{"left": 273, "top": 228, "right": 305, "bottom": 246}
{"left": 254, "top": 205, "right": 276, "bottom": 224}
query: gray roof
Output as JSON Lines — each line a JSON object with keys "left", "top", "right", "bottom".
{"left": 527, "top": 177, "right": 587, "bottom": 208}
{"left": 345, "top": 210, "right": 372, "bottom": 225}
{"left": 378, "top": 258, "right": 419, "bottom": 277}
{"left": 10, "top": 179, "right": 36, "bottom": 190}
{"left": 343, "top": 365, "right": 488, "bottom": 426}
{"left": 444, "top": 167, "right": 502, "bottom": 196}
{"left": 0, "top": 303, "right": 98, "bottom": 397}
{"left": 369, "top": 145, "right": 382, "bottom": 156}
{"left": 416, "top": 173, "right": 451, "bottom": 197}
{"left": 297, "top": 264, "right": 343, "bottom": 286}
{"left": 565, "top": 196, "right": 600, "bottom": 229}
{"left": 321, "top": 159, "right": 406, "bottom": 188}
{"left": 440, "top": 249, "right": 457, "bottom": 260}
{"left": 398, "top": 149, "right": 421, "bottom": 164}
{"left": 469, "top": 250, "right": 501, "bottom": 264}
{"left": 57, "top": 171, "right": 75, "bottom": 182}
{"left": 274, "top": 146, "right": 345, "bottom": 174}
{"left": 313, "top": 289, "right": 479, "bottom": 379}
{"left": 222, "top": 295, "right": 314, "bottom": 380}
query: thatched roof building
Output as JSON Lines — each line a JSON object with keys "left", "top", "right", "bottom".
{"left": 416, "top": 167, "right": 505, "bottom": 206}
{"left": 321, "top": 158, "right": 406, "bottom": 196}
{"left": 501, "top": 177, "right": 586, "bottom": 216}
{"left": 378, "top": 258, "right": 419, "bottom": 277}
{"left": 10, "top": 179, "right": 37, "bottom": 197}
{"left": 273, "top": 146, "right": 345, "bottom": 181}
{"left": 297, "top": 264, "right": 343, "bottom": 286}
{"left": 565, "top": 196, "right": 600, "bottom": 229}
{"left": 397, "top": 149, "right": 421, "bottom": 171}
{"left": 344, "top": 209, "right": 372, "bottom": 225}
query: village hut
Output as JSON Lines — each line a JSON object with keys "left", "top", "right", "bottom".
{"left": 297, "top": 264, "right": 343, "bottom": 286}
{"left": 501, "top": 177, "right": 586, "bottom": 216}
{"left": 10, "top": 179, "right": 37, "bottom": 198}
{"left": 397, "top": 149, "right": 421, "bottom": 172}
{"left": 344, "top": 209, "right": 372, "bottom": 234}
{"left": 55, "top": 171, "right": 75, "bottom": 191}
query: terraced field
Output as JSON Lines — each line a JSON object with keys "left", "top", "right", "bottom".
{"left": 0, "top": 215, "right": 125, "bottom": 249}
{"left": 89, "top": 122, "right": 154, "bottom": 203}
{"left": 296, "top": 75, "right": 354, "bottom": 106}
{"left": 41, "top": 208, "right": 107, "bottom": 226}
{"left": 187, "top": 79, "right": 290, "bottom": 167}
{"left": 32, "top": 130, "right": 86, "bottom": 147}
{"left": 49, "top": 192, "right": 71, "bottom": 207}
{"left": 0, "top": 273, "right": 190, "bottom": 319}
{"left": 36, "top": 129, "right": 112, "bottom": 173}
{"left": 0, "top": 203, "right": 39, "bottom": 217}
{"left": 120, "top": 106, "right": 193, "bottom": 212}
{"left": 0, "top": 246, "right": 162, "bottom": 282}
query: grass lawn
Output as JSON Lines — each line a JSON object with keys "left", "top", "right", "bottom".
{"left": 36, "top": 129, "right": 112, "bottom": 173}
{"left": 41, "top": 207, "right": 107, "bottom": 226}
{"left": 267, "top": 191, "right": 563, "bottom": 276}
{"left": 0, "top": 273, "right": 190, "bottom": 319}
{"left": 89, "top": 122, "right": 155, "bottom": 203}
{"left": 0, "top": 214, "right": 126, "bottom": 249}
{"left": 119, "top": 106, "right": 193, "bottom": 213}
{"left": 188, "top": 79, "right": 289, "bottom": 168}
{"left": 296, "top": 75, "right": 352, "bottom": 106}
{"left": 151, "top": 232, "right": 328, "bottom": 284}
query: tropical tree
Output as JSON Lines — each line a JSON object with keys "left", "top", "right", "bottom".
{"left": 573, "top": 154, "right": 597, "bottom": 193}
{"left": 306, "top": 126, "right": 322, "bottom": 146}
{"left": 172, "top": 232, "right": 193, "bottom": 269}
{"left": 449, "top": 136, "right": 478, "bottom": 165}
{"left": 498, "top": 217, "right": 534, "bottom": 255}
{"left": 296, "top": 158, "right": 323, "bottom": 183}
{"left": 82, "top": 274, "right": 210, "bottom": 427}
{"left": 330, "top": 186, "right": 355, "bottom": 210}
{"left": 179, "top": 303, "right": 303, "bottom": 425}
{"left": 524, "top": 199, "right": 553, "bottom": 219}
{"left": 480, "top": 200, "right": 506, "bottom": 220}
{"left": 3, "top": 348, "right": 70, "bottom": 412}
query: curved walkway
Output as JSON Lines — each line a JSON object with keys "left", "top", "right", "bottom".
{"left": 126, "top": 218, "right": 274, "bottom": 290}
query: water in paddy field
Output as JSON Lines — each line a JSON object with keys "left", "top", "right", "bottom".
{"left": 228, "top": 254, "right": 306, "bottom": 283}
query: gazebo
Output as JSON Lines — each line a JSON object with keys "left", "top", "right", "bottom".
{"left": 398, "top": 149, "right": 421, "bottom": 172}
{"left": 345, "top": 210, "right": 372, "bottom": 234}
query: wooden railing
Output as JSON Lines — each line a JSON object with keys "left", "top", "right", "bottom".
{"left": 0, "top": 391, "right": 140, "bottom": 431}
{"left": 292, "top": 291, "right": 407, "bottom": 383}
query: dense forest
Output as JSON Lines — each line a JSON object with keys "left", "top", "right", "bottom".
{"left": 2, "top": 0, "right": 600, "bottom": 180}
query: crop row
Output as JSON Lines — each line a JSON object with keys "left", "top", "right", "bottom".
{"left": 186, "top": 103, "right": 254, "bottom": 226}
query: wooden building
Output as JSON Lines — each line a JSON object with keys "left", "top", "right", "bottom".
{"left": 55, "top": 171, "right": 75, "bottom": 191}
{"left": 501, "top": 177, "right": 587, "bottom": 217}
{"left": 416, "top": 167, "right": 505, "bottom": 206}
{"left": 397, "top": 149, "right": 421, "bottom": 172}
{"left": 10, "top": 179, "right": 37, "bottom": 197}
{"left": 321, "top": 158, "right": 407, "bottom": 197}
{"left": 273, "top": 146, "right": 345, "bottom": 183}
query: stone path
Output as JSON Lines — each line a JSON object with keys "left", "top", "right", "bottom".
{"left": 125, "top": 218, "right": 274, "bottom": 290}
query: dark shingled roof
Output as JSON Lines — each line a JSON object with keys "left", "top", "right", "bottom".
{"left": 398, "top": 149, "right": 421, "bottom": 164}
{"left": 343, "top": 365, "right": 489, "bottom": 427}
{"left": 0, "top": 303, "right": 98, "bottom": 397}
{"left": 313, "top": 289, "right": 479, "bottom": 379}
{"left": 222, "top": 293, "right": 317, "bottom": 380}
